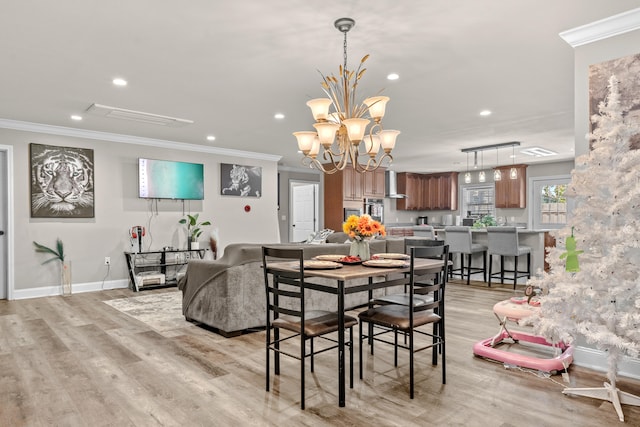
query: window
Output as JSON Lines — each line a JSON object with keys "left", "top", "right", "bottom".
{"left": 531, "top": 175, "right": 572, "bottom": 230}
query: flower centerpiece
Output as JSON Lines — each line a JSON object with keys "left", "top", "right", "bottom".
{"left": 342, "top": 214, "right": 386, "bottom": 261}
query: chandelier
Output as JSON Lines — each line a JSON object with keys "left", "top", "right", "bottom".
{"left": 293, "top": 17, "right": 400, "bottom": 174}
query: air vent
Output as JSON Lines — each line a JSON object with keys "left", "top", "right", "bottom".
{"left": 86, "top": 103, "right": 194, "bottom": 127}
{"left": 520, "top": 147, "right": 557, "bottom": 157}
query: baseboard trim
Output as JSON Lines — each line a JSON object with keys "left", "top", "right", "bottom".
{"left": 12, "top": 279, "right": 129, "bottom": 300}
{"left": 573, "top": 345, "right": 640, "bottom": 380}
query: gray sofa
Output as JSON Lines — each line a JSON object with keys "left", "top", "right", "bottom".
{"left": 178, "top": 237, "right": 406, "bottom": 336}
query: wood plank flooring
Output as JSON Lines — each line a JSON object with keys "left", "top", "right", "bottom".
{"left": 1, "top": 282, "right": 639, "bottom": 426}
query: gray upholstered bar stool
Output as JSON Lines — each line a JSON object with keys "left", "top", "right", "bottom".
{"left": 486, "top": 226, "right": 531, "bottom": 289}
{"left": 444, "top": 226, "right": 487, "bottom": 285}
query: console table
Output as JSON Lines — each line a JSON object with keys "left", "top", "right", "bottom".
{"left": 124, "top": 249, "right": 206, "bottom": 291}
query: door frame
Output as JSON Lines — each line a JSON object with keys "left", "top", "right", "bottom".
{"left": 0, "top": 144, "right": 14, "bottom": 300}
{"left": 288, "top": 180, "right": 319, "bottom": 243}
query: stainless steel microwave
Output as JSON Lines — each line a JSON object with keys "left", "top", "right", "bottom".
{"left": 344, "top": 207, "right": 362, "bottom": 220}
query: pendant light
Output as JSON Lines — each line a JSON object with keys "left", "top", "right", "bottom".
{"left": 510, "top": 144, "right": 518, "bottom": 179}
{"left": 494, "top": 148, "right": 502, "bottom": 181}
{"left": 464, "top": 152, "right": 472, "bottom": 183}
{"left": 478, "top": 151, "right": 486, "bottom": 182}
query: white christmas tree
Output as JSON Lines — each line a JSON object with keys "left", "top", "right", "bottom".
{"left": 529, "top": 75, "right": 640, "bottom": 422}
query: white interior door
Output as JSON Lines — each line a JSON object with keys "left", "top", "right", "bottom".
{"left": 0, "top": 149, "right": 8, "bottom": 299}
{"left": 290, "top": 182, "right": 318, "bottom": 242}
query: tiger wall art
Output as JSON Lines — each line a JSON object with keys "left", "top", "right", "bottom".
{"left": 30, "top": 143, "right": 95, "bottom": 218}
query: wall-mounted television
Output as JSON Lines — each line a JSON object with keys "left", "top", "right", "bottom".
{"left": 138, "top": 158, "right": 204, "bottom": 200}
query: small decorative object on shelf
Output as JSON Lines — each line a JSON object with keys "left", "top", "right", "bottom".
{"left": 342, "top": 214, "right": 385, "bottom": 261}
{"left": 33, "top": 238, "right": 71, "bottom": 296}
{"left": 179, "top": 213, "right": 211, "bottom": 250}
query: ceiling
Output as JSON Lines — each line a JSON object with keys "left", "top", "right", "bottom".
{"left": 2, "top": 1, "right": 639, "bottom": 173}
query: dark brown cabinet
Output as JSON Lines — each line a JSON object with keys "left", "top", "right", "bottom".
{"left": 494, "top": 164, "right": 527, "bottom": 208}
{"left": 396, "top": 171, "right": 458, "bottom": 211}
{"left": 363, "top": 167, "right": 386, "bottom": 198}
{"left": 323, "top": 166, "right": 386, "bottom": 231}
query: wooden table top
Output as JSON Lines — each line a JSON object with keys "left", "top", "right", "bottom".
{"left": 267, "top": 257, "right": 444, "bottom": 281}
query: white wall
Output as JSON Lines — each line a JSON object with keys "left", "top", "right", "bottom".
{"left": 1, "top": 127, "right": 280, "bottom": 296}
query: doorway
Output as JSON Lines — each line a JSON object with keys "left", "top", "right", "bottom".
{"left": 289, "top": 181, "right": 319, "bottom": 243}
{"left": 0, "top": 145, "right": 14, "bottom": 300}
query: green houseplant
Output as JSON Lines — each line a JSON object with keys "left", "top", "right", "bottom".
{"left": 33, "top": 238, "right": 71, "bottom": 296}
{"left": 179, "top": 214, "right": 211, "bottom": 250}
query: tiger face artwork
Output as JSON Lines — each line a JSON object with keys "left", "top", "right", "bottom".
{"left": 30, "top": 143, "right": 95, "bottom": 218}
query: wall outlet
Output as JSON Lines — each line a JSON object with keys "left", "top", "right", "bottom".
{"left": 104, "top": 257, "right": 111, "bottom": 265}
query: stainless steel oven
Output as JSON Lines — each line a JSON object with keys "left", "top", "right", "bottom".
{"left": 364, "top": 198, "right": 384, "bottom": 223}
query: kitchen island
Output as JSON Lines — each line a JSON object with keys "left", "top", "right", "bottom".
{"left": 433, "top": 228, "right": 553, "bottom": 281}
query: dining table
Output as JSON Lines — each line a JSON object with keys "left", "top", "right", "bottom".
{"left": 266, "top": 256, "right": 445, "bottom": 407}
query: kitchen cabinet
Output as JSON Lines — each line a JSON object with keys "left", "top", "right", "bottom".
{"left": 363, "top": 167, "right": 386, "bottom": 198}
{"left": 494, "top": 164, "right": 527, "bottom": 208}
{"left": 323, "top": 165, "right": 385, "bottom": 231}
{"left": 343, "top": 166, "right": 363, "bottom": 201}
{"left": 396, "top": 171, "right": 458, "bottom": 210}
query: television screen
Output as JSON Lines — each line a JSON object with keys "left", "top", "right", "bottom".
{"left": 138, "top": 158, "right": 204, "bottom": 200}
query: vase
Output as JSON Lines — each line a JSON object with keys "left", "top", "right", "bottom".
{"left": 350, "top": 240, "right": 371, "bottom": 261}
{"left": 191, "top": 241, "right": 200, "bottom": 250}
{"left": 61, "top": 260, "right": 72, "bottom": 297}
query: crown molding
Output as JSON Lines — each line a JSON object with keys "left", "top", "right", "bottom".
{"left": 560, "top": 8, "right": 640, "bottom": 47}
{"left": 0, "top": 118, "right": 282, "bottom": 162}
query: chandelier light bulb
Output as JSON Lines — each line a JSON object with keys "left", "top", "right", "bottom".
{"left": 364, "top": 96, "right": 389, "bottom": 122}
{"left": 365, "top": 135, "right": 381, "bottom": 155}
{"left": 464, "top": 172, "right": 472, "bottom": 184}
{"left": 306, "top": 98, "right": 333, "bottom": 121}
{"left": 343, "top": 118, "right": 370, "bottom": 143}
{"left": 293, "top": 131, "right": 317, "bottom": 154}
{"left": 379, "top": 130, "right": 400, "bottom": 152}
{"left": 313, "top": 122, "right": 339, "bottom": 148}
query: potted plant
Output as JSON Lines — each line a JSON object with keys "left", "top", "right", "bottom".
{"left": 179, "top": 213, "right": 211, "bottom": 250}
{"left": 33, "top": 238, "right": 71, "bottom": 296}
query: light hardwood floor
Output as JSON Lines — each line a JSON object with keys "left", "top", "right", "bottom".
{"left": 1, "top": 281, "right": 639, "bottom": 426}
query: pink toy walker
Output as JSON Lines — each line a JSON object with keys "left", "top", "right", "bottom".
{"left": 473, "top": 298, "right": 574, "bottom": 374}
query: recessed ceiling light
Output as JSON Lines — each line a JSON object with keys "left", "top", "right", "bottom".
{"left": 274, "top": 113, "right": 285, "bottom": 120}
{"left": 113, "top": 78, "right": 128, "bottom": 86}
{"left": 206, "top": 135, "right": 216, "bottom": 141}
{"left": 70, "top": 115, "right": 82, "bottom": 121}
{"left": 520, "top": 147, "right": 557, "bottom": 157}
{"left": 387, "top": 73, "right": 399, "bottom": 81}
{"left": 479, "top": 110, "right": 492, "bottom": 116}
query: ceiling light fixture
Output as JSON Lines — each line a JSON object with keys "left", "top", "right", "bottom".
{"left": 480, "top": 110, "right": 492, "bottom": 116}
{"left": 86, "top": 103, "right": 193, "bottom": 127}
{"left": 70, "top": 115, "right": 82, "bottom": 121}
{"left": 387, "top": 73, "right": 399, "bottom": 80}
{"left": 462, "top": 142, "right": 521, "bottom": 183}
{"left": 293, "top": 17, "right": 399, "bottom": 174}
{"left": 274, "top": 113, "right": 285, "bottom": 120}
{"left": 494, "top": 148, "right": 502, "bottom": 181}
{"left": 206, "top": 135, "right": 216, "bottom": 141}
{"left": 478, "top": 151, "right": 486, "bottom": 182}
{"left": 113, "top": 78, "right": 127, "bottom": 86}
{"left": 510, "top": 144, "right": 518, "bottom": 179}
{"left": 464, "top": 152, "right": 471, "bottom": 184}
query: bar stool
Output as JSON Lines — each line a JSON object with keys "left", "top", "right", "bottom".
{"left": 444, "top": 226, "right": 487, "bottom": 285}
{"left": 486, "top": 226, "right": 531, "bottom": 289}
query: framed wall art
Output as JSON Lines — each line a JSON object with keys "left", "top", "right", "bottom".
{"left": 220, "top": 163, "right": 262, "bottom": 197}
{"left": 589, "top": 52, "right": 640, "bottom": 149}
{"left": 30, "top": 143, "right": 95, "bottom": 218}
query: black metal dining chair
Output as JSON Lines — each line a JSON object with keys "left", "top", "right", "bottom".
{"left": 262, "top": 246, "right": 357, "bottom": 409}
{"left": 358, "top": 246, "right": 448, "bottom": 398}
